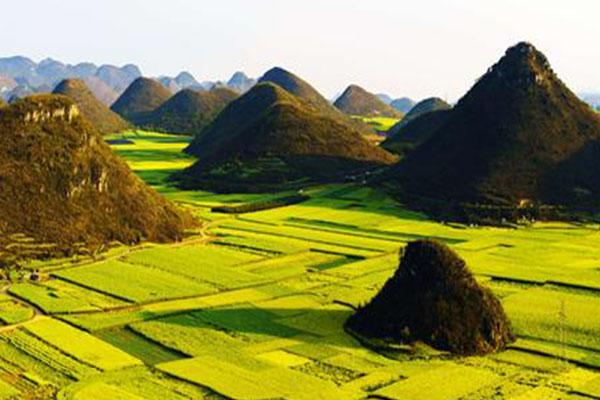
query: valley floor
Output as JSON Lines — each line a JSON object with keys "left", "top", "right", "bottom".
{"left": 1, "top": 131, "right": 599, "bottom": 399}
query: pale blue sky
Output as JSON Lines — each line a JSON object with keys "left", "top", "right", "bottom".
{"left": 2, "top": 0, "right": 599, "bottom": 100}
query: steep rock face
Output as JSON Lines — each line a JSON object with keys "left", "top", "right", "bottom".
{"left": 385, "top": 42, "right": 600, "bottom": 210}
{"left": 334, "top": 85, "right": 403, "bottom": 118}
{"left": 53, "top": 79, "right": 129, "bottom": 134}
{"left": 0, "top": 94, "right": 193, "bottom": 262}
{"left": 346, "top": 240, "right": 514, "bottom": 355}
{"left": 110, "top": 77, "right": 172, "bottom": 125}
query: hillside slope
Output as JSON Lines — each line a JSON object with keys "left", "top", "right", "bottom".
{"left": 0, "top": 95, "right": 193, "bottom": 263}
{"left": 178, "top": 82, "right": 396, "bottom": 192}
{"left": 382, "top": 109, "right": 452, "bottom": 155}
{"left": 53, "top": 79, "right": 129, "bottom": 134}
{"left": 143, "top": 87, "right": 238, "bottom": 134}
{"left": 385, "top": 42, "right": 600, "bottom": 215}
{"left": 387, "top": 97, "right": 451, "bottom": 136}
{"left": 334, "top": 85, "right": 402, "bottom": 118}
{"left": 259, "top": 67, "right": 375, "bottom": 135}
{"left": 390, "top": 97, "right": 416, "bottom": 113}
{"left": 111, "top": 77, "right": 172, "bottom": 125}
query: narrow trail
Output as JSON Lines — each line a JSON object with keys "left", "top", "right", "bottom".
{"left": 0, "top": 315, "right": 48, "bottom": 333}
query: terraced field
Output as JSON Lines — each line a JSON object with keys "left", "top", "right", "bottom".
{"left": 2, "top": 131, "right": 600, "bottom": 399}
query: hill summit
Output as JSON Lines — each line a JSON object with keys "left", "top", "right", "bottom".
{"left": 346, "top": 240, "right": 514, "bottom": 355}
{"left": 390, "top": 97, "right": 416, "bottom": 113}
{"left": 382, "top": 107, "right": 452, "bottom": 156}
{"left": 387, "top": 97, "right": 450, "bottom": 135}
{"left": 53, "top": 79, "right": 129, "bottom": 134}
{"left": 385, "top": 42, "right": 600, "bottom": 215}
{"left": 178, "top": 82, "right": 396, "bottom": 192}
{"left": 227, "top": 71, "right": 256, "bottom": 93}
{"left": 110, "top": 77, "right": 172, "bottom": 125}
{"left": 258, "top": 67, "right": 333, "bottom": 112}
{"left": 0, "top": 94, "right": 193, "bottom": 263}
{"left": 334, "top": 85, "right": 402, "bottom": 118}
{"left": 259, "top": 67, "right": 374, "bottom": 135}
{"left": 143, "top": 87, "right": 238, "bottom": 135}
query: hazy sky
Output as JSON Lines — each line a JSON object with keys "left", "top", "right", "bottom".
{"left": 3, "top": 0, "right": 599, "bottom": 101}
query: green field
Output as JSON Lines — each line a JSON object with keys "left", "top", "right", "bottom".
{"left": 354, "top": 116, "right": 400, "bottom": 132}
{"left": 0, "top": 130, "right": 599, "bottom": 399}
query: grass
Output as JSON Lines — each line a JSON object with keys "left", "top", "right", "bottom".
{"left": 123, "top": 245, "right": 266, "bottom": 289}
{"left": 157, "top": 355, "right": 361, "bottom": 400}
{"left": 55, "top": 366, "right": 219, "bottom": 399}
{"left": 0, "top": 379, "right": 19, "bottom": 399}
{"left": 0, "top": 300, "right": 34, "bottom": 325}
{"left": 374, "top": 364, "right": 500, "bottom": 400}
{"left": 23, "top": 318, "right": 143, "bottom": 371}
{"left": 53, "top": 260, "right": 217, "bottom": 303}
{"left": 62, "top": 382, "right": 145, "bottom": 399}
{"left": 355, "top": 116, "right": 401, "bottom": 132}
{"left": 504, "top": 287, "right": 600, "bottom": 352}
{"left": 95, "top": 327, "right": 185, "bottom": 365}
{"left": 3, "top": 328, "right": 100, "bottom": 380}
{"left": 9, "top": 280, "right": 126, "bottom": 314}
{"left": 2, "top": 129, "right": 600, "bottom": 398}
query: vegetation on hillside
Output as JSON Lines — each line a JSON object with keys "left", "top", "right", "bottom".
{"left": 177, "top": 82, "right": 397, "bottom": 192}
{"left": 0, "top": 95, "right": 193, "bottom": 266}
{"left": 258, "top": 67, "right": 334, "bottom": 112}
{"left": 53, "top": 79, "right": 130, "bottom": 134}
{"left": 0, "top": 130, "right": 597, "bottom": 398}
{"left": 334, "top": 84, "right": 403, "bottom": 118}
{"left": 382, "top": 109, "right": 452, "bottom": 155}
{"left": 390, "top": 97, "right": 416, "bottom": 113}
{"left": 387, "top": 97, "right": 451, "bottom": 136}
{"left": 384, "top": 42, "right": 600, "bottom": 219}
{"left": 346, "top": 240, "right": 514, "bottom": 355}
{"left": 110, "top": 77, "right": 172, "bottom": 125}
{"left": 142, "top": 87, "right": 238, "bottom": 135}
{"left": 258, "top": 67, "right": 374, "bottom": 135}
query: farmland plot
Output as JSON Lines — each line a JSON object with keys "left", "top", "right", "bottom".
{"left": 53, "top": 260, "right": 217, "bottom": 302}
{"left": 23, "top": 318, "right": 142, "bottom": 371}
{"left": 3, "top": 130, "right": 600, "bottom": 398}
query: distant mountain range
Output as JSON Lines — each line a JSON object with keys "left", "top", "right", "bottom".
{"left": 0, "top": 56, "right": 256, "bottom": 105}
{"left": 580, "top": 92, "right": 600, "bottom": 110}
{"left": 376, "top": 94, "right": 416, "bottom": 114}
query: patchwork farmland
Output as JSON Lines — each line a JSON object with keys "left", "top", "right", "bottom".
{"left": 0, "top": 131, "right": 599, "bottom": 399}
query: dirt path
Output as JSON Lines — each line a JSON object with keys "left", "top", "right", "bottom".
{"left": 0, "top": 314, "right": 48, "bottom": 333}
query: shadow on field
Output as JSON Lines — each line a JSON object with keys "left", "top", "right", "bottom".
{"left": 114, "top": 149, "right": 192, "bottom": 162}
{"left": 160, "top": 306, "right": 362, "bottom": 348}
